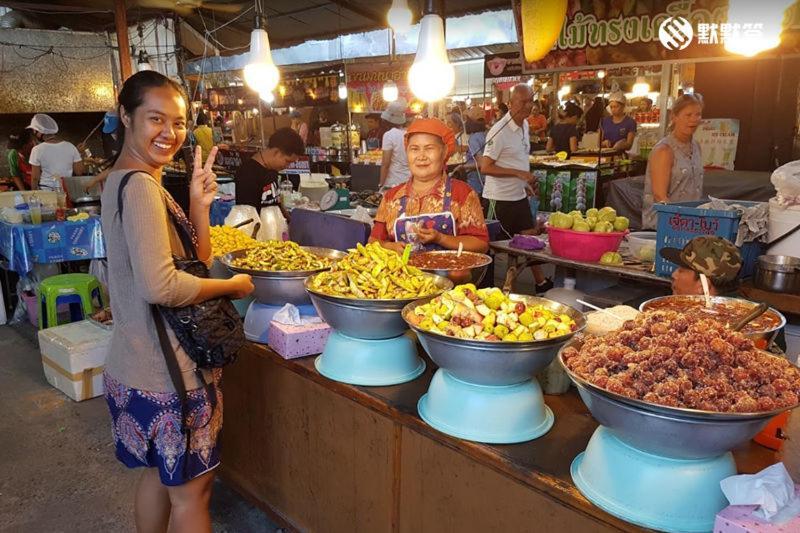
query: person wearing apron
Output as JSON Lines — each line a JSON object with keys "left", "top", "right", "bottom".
{"left": 370, "top": 118, "right": 489, "bottom": 254}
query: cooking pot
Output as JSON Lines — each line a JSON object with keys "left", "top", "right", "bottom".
{"left": 754, "top": 255, "right": 800, "bottom": 294}
{"left": 73, "top": 195, "right": 101, "bottom": 216}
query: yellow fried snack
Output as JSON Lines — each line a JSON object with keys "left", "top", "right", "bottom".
{"left": 231, "top": 240, "right": 332, "bottom": 271}
{"left": 310, "top": 242, "right": 440, "bottom": 299}
{"left": 210, "top": 226, "right": 257, "bottom": 257}
{"left": 407, "top": 285, "right": 577, "bottom": 341}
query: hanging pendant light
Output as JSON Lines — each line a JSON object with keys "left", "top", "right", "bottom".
{"left": 408, "top": 1, "right": 454, "bottom": 102}
{"left": 632, "top": 76, "right": 650, "bottom": 97}
{"left": 261, "top": 91, "right": 275, "bottom": 104}
{"left": 338, "top": 82, "right": 348, "bottom": 100}
{"left": 382, "top": 80, "right": 399, "bottom": 102}
{"left": 136, "top": 50, "right": 152, "bottom": 72}
{"left": 244, "top": 1, "right": 280, "bottom": 94}
{"left": 724, "top": 0, "right": 793, "bottom": 57}
{"left": 387, "top": 0, "right": 413, "bottom": 34}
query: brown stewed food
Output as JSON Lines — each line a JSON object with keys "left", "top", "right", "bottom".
{"left": 641, "top": 296, "right": 782, "bottom": 335}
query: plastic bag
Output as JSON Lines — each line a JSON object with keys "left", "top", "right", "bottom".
{"left": 258, "top": 206, "right": 288, "bottom": 242}
{"left": 771, "top": 161, "right": 800, "bottom": 207}
{"left": 224, "top": 205, "right": 260, "bottom": 238}
{"left": 350, "top": 205, "right": 374, "bottom": 227}
{"left": 698, "top": 197, "right": 769, "bottom": 245}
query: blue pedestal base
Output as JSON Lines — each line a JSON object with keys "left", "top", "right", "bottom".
{"left": 244, "top": 302, "right": 317, "bottom": 344}
{"left": 571, "top": 426, "right": 736, "bottom": 533}
{"left": 315, "top": 331, "right": 424, "bottom": 386}
{"left": 418, "top": 369, "right": 553, "bottom": 444}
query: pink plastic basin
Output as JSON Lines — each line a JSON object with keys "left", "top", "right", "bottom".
{"left": 546, "top": 226, "right": 627, "bottom": 262}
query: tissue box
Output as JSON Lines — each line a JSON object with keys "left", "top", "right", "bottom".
{"left": 38, "top": 320, "right": 110, "bottom": 401}
{"left": 268, "top": 320, "right": 332, "bottom": 359}
{"left": 715, "top": 485, "right": 800, "bottom": 532}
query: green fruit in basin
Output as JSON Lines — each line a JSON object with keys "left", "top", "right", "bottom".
{"left": 613, "top": 216, "right": 630, "bottom": 231}
{"left": 586, "top": 208, "right": 599, "bottom": 218}
{"left": 598, "top": 206, "right": 617, "bottom": 222}
{"left": 594, "top": 221, "right": 614, "bottom": 233}
{"left": 568, "top": 210, "right": 582, "bottom": 217}
{"left": 549, "top": 212, "right": 574, "bottom": 229}
{"left": 572, "top": 220, "right": 590, "bottom": 232}
{"left": 600, "top": 251, "right": 623, "bottom": 265}
{"left": 586, "top": 216, "right": 598, "bottom": 230}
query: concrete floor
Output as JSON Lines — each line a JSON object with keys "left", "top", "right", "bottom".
{"left": 0, "top": 323, "right": 277, "bottom": 533}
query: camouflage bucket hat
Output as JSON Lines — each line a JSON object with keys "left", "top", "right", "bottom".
{"left": 660, "top": 236, "right": 742, "bottom": 283}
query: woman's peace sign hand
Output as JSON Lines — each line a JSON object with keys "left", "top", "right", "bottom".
{"left": 189, "top": 145, "right": 219, "bottom": 209}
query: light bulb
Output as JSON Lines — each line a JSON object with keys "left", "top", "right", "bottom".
{"left": 260, "top": 91, "right": 275, "bottom": 104}
{"left": 382, "top": 80, "right": 398, "bottom": 102}
{"left": 338, "top": 82, "right": 348, "bottom": 100}
{"left": 465, "top": 97, "right": 472, "bottom": 105}
{"left": 387, "top": 0, "right": 413, "bottom": 34}
{"left": 527, "top": 78, "right": 534, "bottom": 86}
{"left": 244, "top": 28, "right": 280, "bottom": 94}
{"left": 597, "top": 70, "right": 606, "bottom": 79}
{"left": 632, "top": 77, "right": 650, "bottom": 97}
{"left": 724, "top": 0, "right": 792, "bottom": 57}
{"left": 408, "top": 14, "right": 455, "bottom": 102}
{"left": 136, "top": 50, "right": 152, "bottom": 72}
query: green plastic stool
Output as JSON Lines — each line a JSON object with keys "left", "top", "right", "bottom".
{"left": 38, "top": 273, "right": 103, "bottom": 330}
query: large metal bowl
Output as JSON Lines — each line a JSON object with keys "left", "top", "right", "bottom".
{"left": 639, "top": 295, "right": 786, "bottom": 343}
{"left": 222, "top": 247, "right": 346, "bottom": 306}
{"left": 404, "top": 295, "right": 586, "bottom": 386}
{"left": 408, "top": 251, "right": 493, "bottom": 286}
{"left": 558, "top": 339, "right": 800, "bottom": 458}
{"left": 305, "top": 274, "right": 452, "bottom": 340}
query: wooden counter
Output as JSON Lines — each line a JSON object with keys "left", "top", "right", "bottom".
{"left": 219, "top": 343, "right": 778, "bottom": 532}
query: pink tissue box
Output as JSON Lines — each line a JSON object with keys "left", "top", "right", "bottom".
{"left": 268, "top": 320, "right": 332, "bottom": 359}
{"left": 714, "top": 485, "right": 800, "bottom": 532}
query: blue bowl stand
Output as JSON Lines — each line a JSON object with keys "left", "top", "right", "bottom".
{"left": 418, "top": 369, "right": 554, "bottom": 444}
{"left": 315, "top": 330, "right": 425, "bottom": 387}
{"left": 571, "top": 426, "right": 736, "bottom": 533}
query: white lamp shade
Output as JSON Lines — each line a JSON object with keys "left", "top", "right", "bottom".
{"left": 244, "top": 28, "right": 280, "bottom": 93}
{"left": 724, "top": 0, "right": 791, "bottom": 56}
{"left": 408, "top": 14, "right": 454, "bottom": 102}
{"left": 260, "top": 91, "right": 275, "bottom": 104}
{"left": 137, "top": 60, "right": 152, "bottom": 72}
{"left": 388, "top": 0, "right": 413, "bottom": 34}
{"left": 382, "top": 80, "right": 399, "bottom": 102}
{"left": 338, "top": 82, "right": 348, "bottom": 100}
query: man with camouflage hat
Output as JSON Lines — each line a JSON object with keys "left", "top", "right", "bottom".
{"left": 660, "top": 236, "right": 742, "bottom": 296}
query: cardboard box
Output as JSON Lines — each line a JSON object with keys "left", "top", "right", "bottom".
{"left": 268, "top": 320, "right": 332, "bottom": 359}
{"left": 714, "top": 485, "right": 800, "bottom": 532}
{"left": 38, "top": 320, "right": 110, "bottom": 401}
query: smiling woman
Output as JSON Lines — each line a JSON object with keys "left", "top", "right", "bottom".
{"left": 99, "top": 71, "right": 254, "bottom": 533}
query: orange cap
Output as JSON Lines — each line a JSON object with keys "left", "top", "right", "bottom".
{"left": 404, "top": 118, "right": 456, "bottom": 164}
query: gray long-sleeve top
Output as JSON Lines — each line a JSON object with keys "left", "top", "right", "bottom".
{"left": 101, "top": 169, "right": 208, "bottom": 392}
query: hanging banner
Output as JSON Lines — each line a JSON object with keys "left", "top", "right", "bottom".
{"left": 694, "top": 118, "right": 740, "bottom": 170}
{"left": 513, "top": 0, "right": 800, "bottom": 73}
{"left": 345, "top": 62, "right": 418, "bottom": 113}
{"left": 484, "top": 52, "right": 525, "bottom": 78}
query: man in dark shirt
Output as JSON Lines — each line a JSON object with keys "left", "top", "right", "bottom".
{"left": 235, "top": 127, "right": 305, "bottom": 209}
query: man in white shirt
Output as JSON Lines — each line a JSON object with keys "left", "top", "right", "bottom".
{"left": 379, "top": 98, "right": 410, "bottom": 189}
{"left": 481, "top": 84, "right": 552, "bottom": 292}
{"left": 28, "top": 113, "right": 84, "bottom": 192}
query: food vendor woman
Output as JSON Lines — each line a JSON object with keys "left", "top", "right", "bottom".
{"left": 370, "top": 118, "right": 489, "bottom": 255}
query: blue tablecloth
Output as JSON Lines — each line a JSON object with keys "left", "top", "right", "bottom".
{"left": 211, "top": 198, "right": 235, "bottom": 226}
{"left": 0, "top": 217, "right": 106, "bottom": 274}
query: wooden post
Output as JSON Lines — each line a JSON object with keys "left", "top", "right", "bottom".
{"left": 114, "top": 0, "right": 132, "bottom": 81}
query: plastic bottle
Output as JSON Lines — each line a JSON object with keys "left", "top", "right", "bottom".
{"left": 540, "top": 277, "right": 585, "bottom": 394}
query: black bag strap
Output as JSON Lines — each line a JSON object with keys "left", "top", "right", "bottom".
{"left": 116, "top": 170, "right": 199, "bottom": 261}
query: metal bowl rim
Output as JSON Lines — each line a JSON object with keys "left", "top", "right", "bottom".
{"left": 639, "top": 294, "right": 786, "bottom": 335}
{"left": 304, "top": 272, "right": 453, "bottom": 305}
{"left": 220, "top": 246, "right": 346, "bottom": 277}
{"left": 401, "top": 294, "right": 587, "bottom": 348}
{"left": 558, "top": 338, "right": 798, "bottom": 421}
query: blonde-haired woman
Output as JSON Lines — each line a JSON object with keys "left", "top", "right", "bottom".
{"left": 642, "top": 94, "right": 704, "bottom": 229}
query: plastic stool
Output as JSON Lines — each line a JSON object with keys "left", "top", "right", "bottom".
{"left": 38, "top": 273, "right": 103, "bottom": 329}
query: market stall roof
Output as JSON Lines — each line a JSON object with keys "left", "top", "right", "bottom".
{"left": 0, "top": 0, "right": 510, "bottom": 54}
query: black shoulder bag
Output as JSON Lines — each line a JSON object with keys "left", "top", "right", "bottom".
{"left": 116, "top": 171, "right": 245, "bottom": 442}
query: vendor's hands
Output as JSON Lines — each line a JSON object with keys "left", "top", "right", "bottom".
{"left": 379, "top": 241, "right": 407, "bottom": 255}
{"left": 228, "top": 274, "right": 254, "bottom": 299}
{"left": 416, "top": 227, "right": 441, "bottom": 245}
{"left": 601, "top": 140, "right": 612, "bottom": 148}
{"left": 189, "top": 145, "right": 219, "bottom": 209}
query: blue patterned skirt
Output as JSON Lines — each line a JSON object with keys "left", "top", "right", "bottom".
{"left": 103, "top": 370, "right": 223, "bottom": 486}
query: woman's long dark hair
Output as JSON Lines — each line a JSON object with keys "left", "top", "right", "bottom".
{"left": 105, "top": 70, "right": 187, "bottom": 167}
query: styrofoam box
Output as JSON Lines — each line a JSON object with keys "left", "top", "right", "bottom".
{"left": 786, "top": 324, "right": 800, "bottom": 366}
{"left": 38, "top": 320, "right": 111, "bottom": 401}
